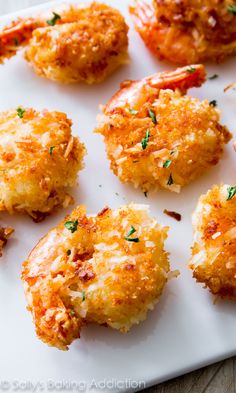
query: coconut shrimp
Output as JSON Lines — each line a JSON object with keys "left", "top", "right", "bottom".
{"left": 96, "top": 65, "right": 231, "bottom": 193}
{"left": 130, "top": 0, "right": 236, "bottom": 65}
{"left": 0, "top": 2, "right": 129, "bottom": 84}
{"left": 0, "top": 107, "right": 85, "bottom": 221}
{"left": 22, "top": 203, "right": 170, "bottom": 350}
{"left": 190, "top": 184, "right": 236, "bottom": 298}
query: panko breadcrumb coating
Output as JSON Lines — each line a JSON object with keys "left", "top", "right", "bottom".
{"left": 189, "top": 184, "right": 236, "bottom": 298}
{"left": 0, "top": 225, "right": 14, "bottom": 256}
{"left": 0, "top": 3, "right": 128, "bottom": 84}
{"left": 130, "top": 0, "right": 236, "bottom": 65}
{"left": 0, "top": 108, "right": 85, "bottom": 221}
{"left": 22, "top": 203, "right": 170, "bottom": 350}
{"left": 96, "top": 65, "right": 231, "bottom": 193}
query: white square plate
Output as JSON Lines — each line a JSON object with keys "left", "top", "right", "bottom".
{"left": 0, "top": 1, "right": 235, "bottom": 392}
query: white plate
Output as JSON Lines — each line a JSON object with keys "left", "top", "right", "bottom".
{"left": 0, "top": 1, "right": 235, "bottom": 392}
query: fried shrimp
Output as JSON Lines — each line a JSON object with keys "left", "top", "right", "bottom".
{"left": 0, "top": 2, "right": 128, "bottom": 84}
{"left": 130, "top": 0, "right": 236, "bottom": 65}
{"left": 96, "top": 65, "right": 231, "bottom": 193}
{"left": 22, "top": 203, "right": 170, "bottom": 350}
{"left": 189, "top": 184, "right": 236, "bottom": 298}
{"left": 0, "top": 108, "right": 85, "bottom": 221}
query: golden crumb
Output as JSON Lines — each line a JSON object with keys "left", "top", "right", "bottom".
{"left": 0, "top": 3, "right": 129, "bottom": 84}
{"left": 189, "top": 184, "right": 236, "bottom": 298}
{"left": 0, "top": 225, "right": 14, "bottom": 256}
{"left": 22, "top": 203, "right": 170, "bottom": 350}
{"left": 0, "top": 108, "right": 85, "bottom": 220}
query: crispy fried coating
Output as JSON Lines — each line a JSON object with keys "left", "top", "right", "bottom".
{"left": 130, "top": 0, "right": 236, "bottom": 65}
{"left": 22, "top": 204, "right": 170, "bottom": 350}
{"left": 190, "top": 184, "right": 236, "bottom": 298}
{"left": 0, "top": 3, "right": 129, "bottom": 84}
{"left": 0, "top": 108, "right": 85, "bottom": 220}
{"left": 96, "top": 65, "right": 231, "bottom": 193}
{"left": 0, "top": 225, "right": 14, "bottom": 256}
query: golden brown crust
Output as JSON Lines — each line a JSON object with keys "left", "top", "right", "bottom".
{"left": 0, "top": 108, "right": 85, "bottom": 219}
{"left": 22, "top": 204, "right": 170, "bottom": 350}
{"left": 189, "top": 184, "right": 236, "bottom": 298}
{"left": 96, "top": 67, "right": 231, "bottom": 192}
{"left": 130, "top": 0, "right": 236, "bottom": 65}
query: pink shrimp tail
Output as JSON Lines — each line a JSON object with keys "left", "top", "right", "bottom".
{"left": 147, "top": 64, "right": 206, "bottom": 92}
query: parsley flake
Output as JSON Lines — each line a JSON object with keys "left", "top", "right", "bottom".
{"left": 163, "top": 159, "right": 172, "bottom": 168}
{"left": 208, "top": 74, "right": 218, "bottom": 80}
{"left": 128, "top": 108, "right": 139, "bottom": 115}
{"left": 64, "top": 220, "right": 78, "bottom": 233}
{"left": 141, "top": 130, "right": 150, "bottom": 150}
{"left": 144, "top": 191, "right": 148, "bottom": 198}
{"left": 49, "top": 146, "right": 55, "bottom": 155}
{"left": 186, "top": 66, "right": 196, "bottom": 73}
{"left": 148, "top": 108, "right": 157, "bottom": 124}
{"left": 167, "top": 174, "right": 174, "bottom": 186}
{"left": 125, "top": 226, "right": 140, "bottom": 242}
{"left": 16, "top": 107, "right": 25, "bottom": 119}
{"left": 209, "top": 100, "right": 217, "bottom": 107}
{"left": 228, "top": 5, "right": 236, "bottom": 14}
{"left": 227, "top": 186, "right": 236, "bottom": 201}
{"left": 46, "top": 12, "right": 61, "bottom": 26}
{"left": 82, "top": 291, "right": 86, "bottom": 302}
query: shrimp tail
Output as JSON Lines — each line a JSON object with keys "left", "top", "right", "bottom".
{"left": 130, "top": 0, "right": 161, "bottom": 56}
{"left": 0, "top": 17, "right": 40, "bottom": 63}
{"left": 105, "top": 64, "right": 206, "bottom": 113}
{"left": 147, "top": 64, "right": 206, "bottom": 93}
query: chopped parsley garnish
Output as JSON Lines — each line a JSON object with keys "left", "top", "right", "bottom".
{"left": 227, "top": 186, "right": 236, "bottom": 201}
{"left": 167, "top": 174, "right": 174, "bottom": 186}
{"left": 141, "top": 130, "right": 150, "bottom": 150}
{"left": 64, "top": 220, "right": 78, "bottom": 233}
{"left": 228, "top": 5, "right": 236, "bottom": 14}
{"left": 125, "top": 226, "right": 140, "bottom": 243}
{"left": 144, "top": 191, "right": 148, "bottom": 198}
{"left": 16, "top": 107, "right": 25, "bottom": 119}
{"left": 128, "top": 108, "right": 139, "bottom": 115}
{"left": 46, "top": 12, "right": 61, "bottom": 26}
{"left": 14, "top": 37, "right": 19, "bottom": 46}
{"left": 163, "top": 159, "right": 172, "bottom": 168}
{"left": 82, "top": 291, "right": 86, "bottom": 302}
{"left": 186, "top": 66, "right": 196, "bottom": 73}
{"left": 49, "top": 146, "right": 55, "bottom": 155}
{"left": 209, "top": 100, "right": 217, "bottom": 107}
{"left": 66, "top": 249, "right": 71, "bottom": 256}
{"left": 208, "top": 74, "right": 218, "bottom": 80}
{"left": 148, "top": 108, "right": 157, "bottom": 124}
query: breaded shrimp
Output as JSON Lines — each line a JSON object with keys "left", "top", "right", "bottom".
{"left": 96, "top": 65, "right": 231, "bottom": 193}
{"left": 130, "top": 0, "right": 236, "bottom": 65}
{"left": 22, "top": 203, "right": 170, "bottom": 350}
{"left": 0, "top": 108, "right": 85, "bottom": 221}
{"left": 190, "top": 184, "right": 236, "bottom": 298}
{"left": 0, "top": 225, "right": 14, "bottom": 256}
{"left": 0, "top": 2, "right": 129, "bottom": 84}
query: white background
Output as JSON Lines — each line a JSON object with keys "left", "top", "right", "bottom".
{"left": 0, "top": 0, "right": 48, "bottom": 15}
{"left": 0, "top": 1, "right": 235, "bottom": 393}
